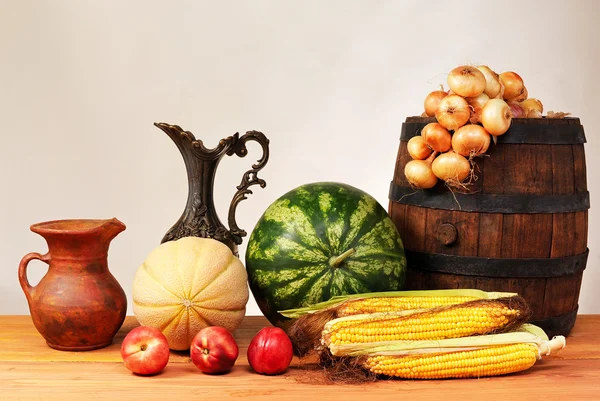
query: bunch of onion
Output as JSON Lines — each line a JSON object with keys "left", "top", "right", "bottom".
{"left": 412, "top": 64, "right": 561, "bottom": 190}
{"left": 405, "top": 129, "right": 476, "bottom": 191}
{"left": 421, "top": 64, "right": 551, "bottom": 121}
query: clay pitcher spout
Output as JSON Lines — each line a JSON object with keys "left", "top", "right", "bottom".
{"left": 100, "top": 217, "right": 126, "bottom": 243}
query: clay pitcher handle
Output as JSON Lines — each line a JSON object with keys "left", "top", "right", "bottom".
{"left": 227, "top": 130, "right": 270, "bottom": 246}
{"left": 19, "top": 252, "right": 50, "bottom": 303}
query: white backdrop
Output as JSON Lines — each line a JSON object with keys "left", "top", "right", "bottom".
{"left": 1, "top": 0, "right": 598, "bottom": 315}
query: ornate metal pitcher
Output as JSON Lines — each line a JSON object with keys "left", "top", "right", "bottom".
{"left": 155, "top": 122, "right": 270, "bottom": 256}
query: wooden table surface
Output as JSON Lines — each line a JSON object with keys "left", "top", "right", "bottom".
{"left": 1, "top": 315, "right": 599, "bottom": 401}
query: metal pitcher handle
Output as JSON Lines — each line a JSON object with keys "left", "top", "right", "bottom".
{"left": 227, "top": 131, "right": 270, "bottom": 246}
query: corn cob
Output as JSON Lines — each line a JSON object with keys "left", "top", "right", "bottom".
{"left": 326, "top": 325, "right": 566, "bottom": 380}
{"left": 336, "top": 295, "right": 478, "bottom": 317}
{"left": 279, "top": 289, "right": 517, "bottom": 319}
{"left": 364, "top": 343, "right": 539, "bottom": 379}
{"left": 322, "top": 297, "right": 528, "bottom": 347}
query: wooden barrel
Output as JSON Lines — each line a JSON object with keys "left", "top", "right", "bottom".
{"left": 389, "top": 117, "right": 589, "bottom": 338}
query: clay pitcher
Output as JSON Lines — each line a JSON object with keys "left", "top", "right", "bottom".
{"left": 18, "top": 218, "right": 127, "bottom": 351}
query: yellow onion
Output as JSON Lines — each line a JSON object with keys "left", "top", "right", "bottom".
{"left": 424, "top": 90, "right": 448, "bottom": 117}
{"left": 499, "top": 71, "right": 525, "bottom": 101}
{"left": 435, "top": 95, "right": 470, "bottom": 131}
{"left": 513, "top": 86, "right": 528, "bottom": 102}
{"left": 422, "top": 123, "right": 452, "bottom": 153}
{"left": 520, "top": 98, "right": 543, "bottom": 118}
{"left": 476, "top": 65, "right": 502, "bottom": 98}
{"left": 465, "top": 93, "right": 490, "bottom": 124}
{"left": 447, "top": 66, "right": 486, "bottom": 98}
{"left": 481, "top": 99, "right": 512, "bottom": 136}
{"left": 407, "top": 136, "right": 433, "bottom": 160}
{"left": 452, "top": 125, "right": 491, "bottom": 157}
{"left": 432, "top": 151, "right": 471, "bottom": 183}
{"left": 405, "top": 156, "right": 438, "bottom": 189}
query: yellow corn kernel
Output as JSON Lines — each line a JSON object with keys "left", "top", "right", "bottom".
{"left": 324, "top": 300, "right": 522, "bottom": 346}
{"left": 363, "top": 343, "right": 538, "bottom": 379}
{"left": 337, "top": 296, "right": 478, "bottom": 317}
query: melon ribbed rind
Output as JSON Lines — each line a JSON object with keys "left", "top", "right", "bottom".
{"left": 132, "top": 237, "right": 248, "bottom": 350}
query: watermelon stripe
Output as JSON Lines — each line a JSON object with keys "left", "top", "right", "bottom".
{"left": 247, "top": 257, "right": 325, "bottom": 272}
{"left": 356, "top": 218, "right": 403, "bottom": 246}
{"left": 261, "top": 199, "right": 327, "bottom": 252}
{"left": 257, "top": 264, "right": 327, "bottom": 294}
{"left": 301, "top": 268, "right": 335, "bottom": 306}
{"left": 331, "top": 268, "right": 372, "bottom": 296}
{"left": 273, "top": 266, "right": 331, "bottom": 308}
{"left": 342, "top": 194, "right": 381, "bottom": 251}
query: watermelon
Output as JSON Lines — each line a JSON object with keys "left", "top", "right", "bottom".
{"left": 245, "top": 182, "right": 406, "bottom": 328}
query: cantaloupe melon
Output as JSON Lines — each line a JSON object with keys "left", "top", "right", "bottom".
{"left": 132, "top": 237, "right": 249, "bottom": 350}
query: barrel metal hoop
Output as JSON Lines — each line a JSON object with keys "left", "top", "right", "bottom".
{"left": 405, "top": 249, "right": 589, "bottom": 278}
{"left": 400, "top": 120, "right": 587, "bottom": 144}
{"left": 529, "top": 307, "right": 579, "bottom": 338}
{"left": 389, "top": 183, "right": 590, "bottom": 213}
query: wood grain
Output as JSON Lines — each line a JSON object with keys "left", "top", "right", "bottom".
{"left": 1, "top": 315, "right": 599, "bottom": 401}
{"left": 481, "top": 140, "right": 505, "bottom": 193}
{"left": 552, "top": 145, "right": 575, "bottom": 195}
{"left": 402, "top": 205, "right": 427, "bottom": 252}
{"left": 477, "top": 213, "right": 503, "bottom": 257}
{"left": 572, "top": 144, "right": 587, "bottom": 193}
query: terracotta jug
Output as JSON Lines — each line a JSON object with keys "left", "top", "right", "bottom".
{"left": 18, "top": 218, "right": 127, "bottom": 351}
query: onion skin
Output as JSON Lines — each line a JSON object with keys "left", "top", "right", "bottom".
{"left": 481, "top": 99, "right": 512, "bottom": 136}
{"left": 447, "top": 66, "right": 486, "bottom": 98}
{"left": 435, "top": 95, "right": 470, "bottom": 131}
{"left": 465, "top": 93, "right": 490, "bottom": 124}
{"left": 452, "top": 125, "right": 491, "bottom": 157}
{"left": 407, "top": 136, "right": 433, "bottom": 160}
{"left": 508, "top": 101, "right": 526, "bottom": 118}
{"left": 421, "top": 123, "right": 452, "bottom": 153}
{"left": 424, "top": 90, "right": 448, "bottom": 117}
{"left": 499, "top": 71, "right": 525, "bottom": 101}
{"left": 513, "top": 86, "right": 528, "bottom": 103}
{"left": 432, "top": 151, "right": 471, "bottom": 183}
{"left": 405, "top": 159, "right": 438, "bottom": 189}
{"left": 465, "top": 93, "right": 490, "bottom": 110}
{"left": 495, "top": 79, "right": 505, "bottom": 99}
{"left": 476, "top": 65, "right": 502, "bottom": 98}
